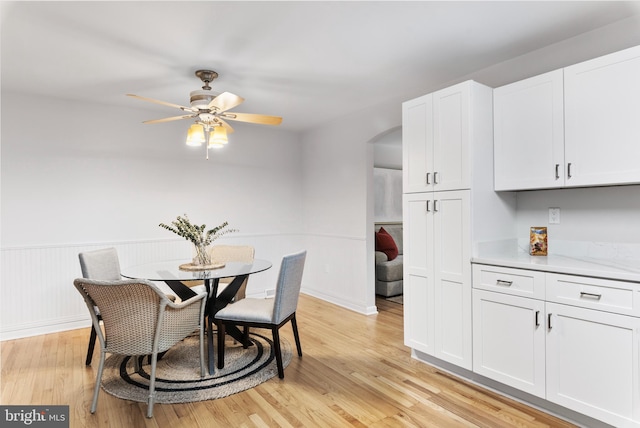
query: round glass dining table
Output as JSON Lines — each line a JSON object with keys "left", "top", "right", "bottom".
{"left": 121, "top": 259, "right": 272, "bottom": 374}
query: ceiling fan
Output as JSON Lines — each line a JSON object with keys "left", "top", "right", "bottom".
{"left": 127, "top": 70, "right": 282, "bottom": 155}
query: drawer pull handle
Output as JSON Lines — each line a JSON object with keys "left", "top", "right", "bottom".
{"left": 535, "top": 311, "right": 540, "bottom": 327}
{"left": 555, "top": 164, "right": 560, "bottom": 180}
{"left": 426, "top": 200, "right": 431, "bottom": 212}
{"left": 580, "top": 291, "right": 602, "bottom": 300}
{"left": 426, "top": 172, "right": 431, "bottom": 185}
{"left": 496, "top": 279, "right": 513, "bottom": 287}
{"left": 434, "top": 171, "right": 439, "bottom": 184}
{"left": 548, "top": 313, "right": 553, "bottom": 330}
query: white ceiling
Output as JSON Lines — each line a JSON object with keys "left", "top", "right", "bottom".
{"left": 2, "top": 1, "right": 640, "bottom": 132}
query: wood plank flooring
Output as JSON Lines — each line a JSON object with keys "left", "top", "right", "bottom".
{"left": 0, "top": 295, "right": 577, "bottom": 427}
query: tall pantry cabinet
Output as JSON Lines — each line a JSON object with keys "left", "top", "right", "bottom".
{"left": 402, "top": 80, "right": 515, "bottom": 370}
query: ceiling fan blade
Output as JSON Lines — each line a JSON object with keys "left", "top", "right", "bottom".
{"left": 126, "top": 94, "right": 192, "bottom": 111}
{"left": 221, "top": 112, "right": 283, "bottom": 126}
{"left": 208, "top": 92, "right": 245, "bottom": 112}
{"left": 143, "top": 114, "right": 195, "bottom": 124}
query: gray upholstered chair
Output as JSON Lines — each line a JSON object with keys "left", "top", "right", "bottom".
{"left": 214, "top": 250, "right": 306, "bottom": 379}
{"left": 78, "top": 248, "right": 122, "bottom": 366}
{"left": 74, "top": 278, "right": 206, "bottom": 418}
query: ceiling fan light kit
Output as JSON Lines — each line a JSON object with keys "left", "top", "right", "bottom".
{"left": 127, "top": 69, "right": 282, "bottom": 158}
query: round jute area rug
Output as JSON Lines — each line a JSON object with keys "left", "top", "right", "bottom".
{"left": 101, "top": 332, "right": 292, "bottom": 404}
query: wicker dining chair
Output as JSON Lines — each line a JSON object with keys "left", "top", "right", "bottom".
{"left": 214, "top": 250, "right": 306, "bottom": 379}
{"left": 74, "top": 278, "right": 207, "bottom": 418}
{"left": 78, "top": 248, "right": 122, "bottom": 366}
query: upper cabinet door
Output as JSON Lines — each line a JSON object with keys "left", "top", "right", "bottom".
{"left": 402, "top": 94, "right": 433, "bottom": 193}
{"left": 494, "top": 70, "right": 564, "bottom": 191}
{"left": 433, "top": 83, "right": 471, "bottom": 191}
{"left": 564, "top": 45, "right": 640, "bottom": 187}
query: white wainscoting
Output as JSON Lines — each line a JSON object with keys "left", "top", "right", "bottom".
{"left": 1, "top": 235, "right": 305, "bottom": 341}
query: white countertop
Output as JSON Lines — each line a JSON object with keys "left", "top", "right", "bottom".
{"left": 472, "top": 240, "right": 640, "bottom": 283}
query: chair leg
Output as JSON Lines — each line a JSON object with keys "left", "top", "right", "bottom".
{"left": 199, "top": 323, "right": 205, "bottom": 378}
{"left": 291, "top": 314, "right": 303, "bottom": 357}
{"left": 242, "top": 326, "right": 250, "bottom": 349}
{"left": 272, "top": 327, "right": 284, "bottom": 379}
{"left": 207, "top": 315, "right": 215, "bottom": 375}
{"left": 90, "top": 350, "right": 106, "bottom": 413}
{"left": 85, "top": 325, "right": 97, "bottom": 366}
{"left": 146, "top": 351, "right": 158, "bottom": 418}
{"left": 217, "top": 322, "right": 226, "bottom": 369}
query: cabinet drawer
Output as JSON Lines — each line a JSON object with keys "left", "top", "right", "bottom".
{"left": 472, "top": 264, "right": 545, "bottom": 299}
{"left": 546, "top": 273, "right": 640, "bottom": 317}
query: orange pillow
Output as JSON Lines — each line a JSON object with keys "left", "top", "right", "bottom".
{"left": 375, "top": 227, "right": 398, "bottom": 261}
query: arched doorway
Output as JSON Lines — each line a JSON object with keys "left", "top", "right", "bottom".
{"left": 366, "top": 126, "right": 402, "bottom": 311}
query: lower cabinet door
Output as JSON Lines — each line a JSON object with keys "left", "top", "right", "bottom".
{"left": 546, "top": 302, "right": 640, "bottom": 427}
{"left": 472, "top": 290, "right": 545, "bottom": 397}
{"left": 404, "top": 273, "right": 434, "bottom": 355}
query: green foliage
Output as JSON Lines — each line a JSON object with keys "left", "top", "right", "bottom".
{"left": 159, "top": 214, "right": 238, "bottom": 246}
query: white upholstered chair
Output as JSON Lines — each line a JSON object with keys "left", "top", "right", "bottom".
{"left": 186, "top": 245, "right": 255, "bottom": 300}
{"left": 74, "top": 278, "right": 206, "bottom": 418}
{"left": 210, "top": 245, "right": 255, "bottom": 300}
{"left": 214, "top": 250, "right": 306, "bottom": 379}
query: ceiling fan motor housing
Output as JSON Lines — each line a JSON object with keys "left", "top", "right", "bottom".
{"left": 190, "top": 89, "right": 217, "bottom": 109}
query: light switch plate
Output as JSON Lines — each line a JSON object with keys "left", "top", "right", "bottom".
{"left": 549, "top": 207, "right": 560, "bottom": 224}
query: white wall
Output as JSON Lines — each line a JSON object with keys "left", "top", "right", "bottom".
{"left": 0, "top": 92, "right": 305, "bottom": 339}
{"left": 515, "top": 186, "right": 640, "bottom": 246}
{"left": 300, "top": 103, "right": 402, "bottom": 314}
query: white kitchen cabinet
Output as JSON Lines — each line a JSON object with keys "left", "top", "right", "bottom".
{"left": 402, "top": 94, "right": 433, "bottom": 193}
{"left": 432, "top": 191, "right": 471, "bottom": 368}
{"left": 493, "top": 70, "right": 564, "bottom": 191}
{"left": 546, "top": 302, "right": 640, "bottom": 427}
{"left": 472, "top": 263, "right": 640, "bottom": 428}
{"left": 493, "top": 44, "right": 640, "bottom": 191}
{"left": 404, "top": 191, "right": 472, "bottom": 369}
{"left": 403, "top": 80, "right": 514, "bottom": 372}
{"left": 403, "top": 81, "right": 478, "bottom": 193}
{"left": 472, "top": 289, "right": 546, "bottom": 397}
{"left": 403, "top": 193, "right": 434, "bottom": 355}
{"left": 564, "top": 45, "right": 640, "bottom": 187}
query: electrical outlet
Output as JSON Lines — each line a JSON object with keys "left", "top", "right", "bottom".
{"left": 549, "top": 207, "right": 560, "bottom": 224}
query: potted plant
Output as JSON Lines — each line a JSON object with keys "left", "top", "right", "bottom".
{"left": 159, "top": 214, "right": 237, "bottom": 266}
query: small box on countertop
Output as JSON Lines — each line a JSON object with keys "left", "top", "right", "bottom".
{"left": 530, "top": 227, "right": 548, "bottom": 256}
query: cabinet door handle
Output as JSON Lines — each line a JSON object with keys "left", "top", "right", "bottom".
{"left": 548, "top": 313, "right": 553, "bottom": 330}
{"left": 426, "top": 172, "right": 431, "bottom": 185}
{"left": 426, "top": 200, "right": 431, "bottom": 212}
{"left": 567, "top": 162, "right": 572, "bottom": 179}
{"left": 434, "top": 200, "right": 439, "bottom": 212}
{"left": 555, "top": 164, "right": 560, "bottom": 180}
{"left": 535, "top": 311, "right": 540, "bottom": 327}
{"left": 580, "top": 291, "right": 602, "bottom": 300}
{"left": 434, "top": 171, "right": 439, "bottom": 184}
{"left": 496, "top": 279, "right": 513, "bottom": 287}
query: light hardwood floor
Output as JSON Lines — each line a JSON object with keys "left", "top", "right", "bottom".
{"left": 0, "top": 295, "right": 577, "bottom": 427}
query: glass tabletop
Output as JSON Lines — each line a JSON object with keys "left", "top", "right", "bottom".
{"left": 121, "top": 259, "right": 272, "bottom": 282}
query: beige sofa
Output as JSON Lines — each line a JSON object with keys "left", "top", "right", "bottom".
{"left": 375, "top": 223, "right": 403, "bottom": 297}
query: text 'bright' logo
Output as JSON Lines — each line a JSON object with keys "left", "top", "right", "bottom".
{"left": 1, "top": 406, "right": 69, "bottom": 427}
